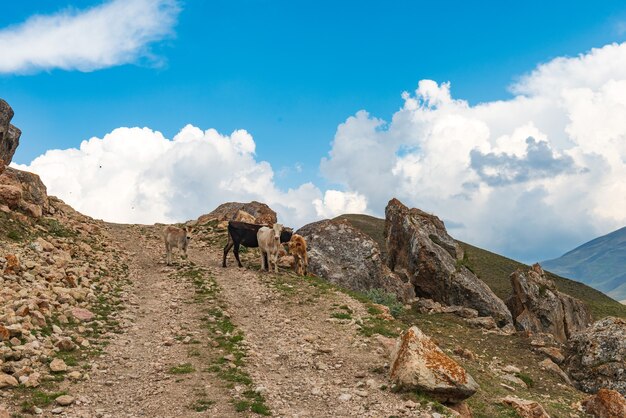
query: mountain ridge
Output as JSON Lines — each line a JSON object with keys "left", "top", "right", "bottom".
{"left": 542, "top": 226, "right": 626, "bottom": 301}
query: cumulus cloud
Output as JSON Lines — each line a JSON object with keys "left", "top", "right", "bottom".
{"left": 0, "top": 0, "right": 180, "bottom": 74}
{"left": 13, "top": 125, "right": 366, "bottom": 229}
{"left": 313, "top": 190, "right": 368, "bottom": 219}
{"left": 322, "top": 42, "right": 626, "bottom": 262}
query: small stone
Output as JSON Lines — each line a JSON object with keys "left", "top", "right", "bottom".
{"left": 50, "top": 358, "right": 68, "bottom": 372}
{"left": 68, "top": 371, "right": 82, "bottom": 380}
{"left": 71, "top": 307, "right": 94, "bottom": 322}
{"left": 51, "top": 407, "right": 64, "bottom": 414}
{"left": 0, "top": 373, "right": 18, "bottom": 388}
{"left": 56, "top": 395, "right": 75, "bottom": 406}
{"left": 404, "top": 400, "right": 418, "bottom": 409}
{"left": 503, "top": 365, "right": 521, "bottom": 374}
{"left": 355, "top": 390, "right": 368, "bottom": 397}
{"left": 338, "top": 393, "right": 352, "bottom": 402}
{"left": 182, "top": 336, "right": 191, "bottom": 344}
{"left": 33, "top": 406, "right": 43, "bottom": 414}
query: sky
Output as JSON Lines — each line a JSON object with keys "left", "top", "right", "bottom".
{"left": 2, "top": 0, "right": 626, "bottom": 263}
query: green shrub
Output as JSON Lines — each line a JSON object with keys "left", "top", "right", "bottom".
{"left": 364, "top": 288, "right": 404, "bottom": 317}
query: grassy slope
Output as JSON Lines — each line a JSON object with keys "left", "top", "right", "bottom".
{"left": 338, "top": 214, "right": 626, "bottom": 321}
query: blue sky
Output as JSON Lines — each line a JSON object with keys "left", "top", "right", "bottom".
{"left": 3, "top": 0, "right": 626, "bottom": 263}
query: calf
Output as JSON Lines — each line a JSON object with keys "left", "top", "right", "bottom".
{"left": 287, "top": 234, "right": 308, "bottom": 276}
{"left": 223, "top": 221, "right": 292, "bottom": 267}
{"left": 163, "top": 225, "right": 191, "bottom": 265}
{"left": 257, "top": 223, "right": 283, "bottom": 272}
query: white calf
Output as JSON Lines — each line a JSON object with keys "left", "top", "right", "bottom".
{"left": 163, "top": 225, "right": 191, "bottom": 265}
{"left": 257, "top": 223, "right": 283, "bottom": 273}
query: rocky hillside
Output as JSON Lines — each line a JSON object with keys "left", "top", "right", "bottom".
{"left": 542, "top": 226, "right": 626, "bottom": 302}
{"left": 339, "top": 214, "right": 626, "bottom": 321}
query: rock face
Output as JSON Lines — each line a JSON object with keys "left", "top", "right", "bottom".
{"left": 507, "top": 264, "right": 592, "bottom": 343}
{"left": 197, "top": 201, "right": 277, "bottom": 225}
{"left": 582, "top": 388, "right": 626, "bottom": 418}
{"left": 0, "top": 167, "right": 50, "bottom": 218}
{"left": 385, "top": 198, "right": 512, "bottom": 326}
{"left": 564, "top": 317, "right": 626, "bottom": 395}
{"left": 0, "top": 99, "right": 21, "bottom": 173}
{"left": 296, "top": 219, "right": 414, "bottom": 301}
{"left": 389, "top": 326, "right": 479, "bottom": 403}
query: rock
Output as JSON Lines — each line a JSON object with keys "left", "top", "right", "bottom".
{"left": 453, "top": 347, "right": 476, "bottom": 361}
{"left": 0, "top": 99, "right": 20, "bottom": 173}
{"left": 536, "top": 347, "right": 565, "bottom": 364}
{"left": 389, "top": 326, "right": 479, "bottom": 403}
{"left": 36, "top": 237, "right": 55, "bottom": 252}
{"left": 338, "top": 393, "right": 352, "bottom": 402}
{"left": 0, "top": 167, "right": 50, "bottom": 217}
{"left": 464, "top": 316, "right": 498, "bottom": 330}
{"left": 296, "top": 218, "right": 414, "bottom": 301}
{"left": 385, "top": 198, "right": 512, "bottom": 326}
{"left": 4, "top": 254, "right": 20, "bottom": 274}
{"left": 51, "top": 407, "right": 64, "bottom": 414}
{"left": 55, "top": 338, "right": 76, "bottom": 351}
{"left": 0, "top": 373, "right": 18, "bottom": 388}
{"left": 0, "top": 326, "right": 10, "bottom": 342}
{"left": 564, "top": 316, "right": 626, "bottom": 395}
{"left": 375, "top": 334, "right": 397, "bottom": 357}
{"left": 49, "top": 358, "right": 68, "bottom": 372}
{"left": 503, "top": 365, "right": 521, "bottom": 374}
{"left": 23, "top": 372, "right": 41, "bottom": 388}
{"left": 0, "top": 404, "right": 9, "bottom": 418}
{"left": 448, "top": 402, "right": 473, "bottom": 418}
{"left": 71, "top": 307, "right": 95, "bottom": 322}
{"left": 372, "top": 303, "right": 395, "bottom": 320}
{"left": 55, "top": 395, "right": 74, "bottom": 406}
{"left": 198, "top": 201, "right": 277, "bottom": 225}
{"left": 582, "top": 388, "right": 626, "bottom": 418}
{"left": 506, "top": 263, "right": 592, "bottom": 343}
{"left": 501, "top": 396, "right": 550, "bottom": 418}
{"left": 539, "top": 358, "right": 572, "bottom": 385}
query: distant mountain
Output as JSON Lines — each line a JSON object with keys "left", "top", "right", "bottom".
{"left": 542, "top": 226, "right": 626, "bottom": 302}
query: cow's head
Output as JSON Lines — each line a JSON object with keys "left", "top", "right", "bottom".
{"left": 272, "top": 223, "right": 283, "bottom": 243}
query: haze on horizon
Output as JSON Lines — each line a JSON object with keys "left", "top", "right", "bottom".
{"left": 2, "top": 0, "right": 626, "bottom": 264}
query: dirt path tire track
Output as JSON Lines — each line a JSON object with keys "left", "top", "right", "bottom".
{"left": 67, "top": 223, "right": 426, "bottom": 417}
{"left": 70, "top": 224, "right": 234, "bottom": 418}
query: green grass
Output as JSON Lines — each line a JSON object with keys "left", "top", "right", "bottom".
{"left": 189, "top": 398, "right": 215, "bottom": 412}
{"left": 20, "top": 390, "right": 67, "bottom": 412}
{"left": 515, "top": 372, "right": 534, "bottom": 388}
{"left": 364, "top": 288, "right": 404, "bottom": 317}
{"left": 330, "top": 311, "right": 352, "bottom": 320}
{"left": 168, "top": 363, "right": 195, "bottom": 374}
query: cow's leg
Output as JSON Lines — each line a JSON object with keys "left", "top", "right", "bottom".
{"left": 260, "top": 251, "right": 266, "bottom": 271}
{"left": 303, "top": 252, "right": 308, "bottom": 276}
{"left": 233, "top": 243, "right": 244, "bottom": 268}
{"left": 223, "top": 239, "right": 234, "bottom": 267}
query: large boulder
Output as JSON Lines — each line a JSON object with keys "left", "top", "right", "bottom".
{"left": 197, "top": 201, "right": 277, "bottom": 225}
{"left": 507, "top": 264, "right": 592, "bottom": 343}
{"left": 0, "top": 167, "right": 50, "bottom": 218}
{"left": 296, "top": 218, "right": 414, "bottom": 301}
{"left": 582, "top": 388, "right": 626, "bottom": 418}
{"left": 385, "top": 198, "right": 512, "bottom": 326}
{"left": 390, "top": 326, "right": 479, "bottom": 403}
{"left": 564, "top": 317, "right": 626, "bottom": 395}
{"left": 0, "top": 99, "right": 21, "bottom": 173}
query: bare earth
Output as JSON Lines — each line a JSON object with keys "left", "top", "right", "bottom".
{"left": 63, "top": 223, "right": 429, "bottom": 418}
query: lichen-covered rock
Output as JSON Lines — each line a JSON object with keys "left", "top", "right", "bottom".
{"left": 582, "top": 388, "right": 626, "bottom": 418}
{"left": 385, "top": 198, "right": 512, "bottom": 326}
{"left": 197, "top": 201, "right": 277, "bottom": 225}
{"left": 507, "top": 264, "right": 592, "bottom": 343}
{"left": 296, "top": 218, "right": 414, "bottom": 301}
{"left": 564, "top": 317, "right": 626, "bottom": 395}
{"left": 390, "top": 326, "right": 479, "bottom": 403}
{"left": 0, "top": 99, "right": 20, "bottom": 173}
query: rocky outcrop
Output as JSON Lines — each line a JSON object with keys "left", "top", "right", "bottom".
{"left": 0, "top": 99, "right": 21, "bottom": 173}
{"left": 296, "top": 218, "right": 414, "bottom": 301}
{"left": 384, "top": 198, "right": 512, "bottom": 326}
{"left": 0, "top": 167, "right": 50, "bottom": 219}
{"left": 582, "top": 388, "right": 626, "bottom": 418}
{"left": 197, "top": 201, "right": 277, "bottom": 225}
{"left": 564, "top": 317, "right": 626, "bottom": 395}
{"left": 389, "top": 326, "right": 479, "bottom": 403}
{"left": 507, "top": 264, "right": 592, "bottom": 343}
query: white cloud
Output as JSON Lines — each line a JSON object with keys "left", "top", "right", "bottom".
{"left": 13, "top": 125, "right": 364, "bottom": 229}
{"left": 322, "top": 41, "right": 626, "bottom": 262}
{"left": 313, "top": 190, "right": 368, "bottom": 219}
{"left": 0, "top": 0, "right": 180, "bottom": 74}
